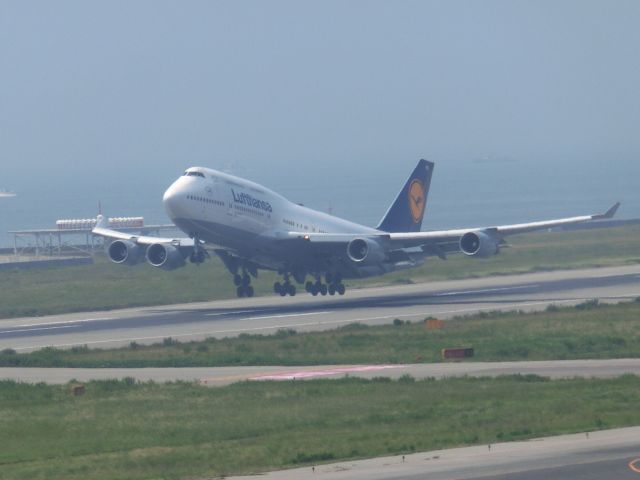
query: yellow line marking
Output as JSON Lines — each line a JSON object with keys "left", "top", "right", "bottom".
{"left": 629, "top": 458, "right": 640, "bottom": 474}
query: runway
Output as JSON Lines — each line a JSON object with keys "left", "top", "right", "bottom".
{"left": 3, "top": 266, "right": 640, "bottom": 479}
{"left": 3, "top": 359, "right": 640, "bottom": 385}
{"left": 230, "top": 427, "right": 640, "bottom": 480}
{"left": 2, "top": 265, "right": 640, "bottom": 351}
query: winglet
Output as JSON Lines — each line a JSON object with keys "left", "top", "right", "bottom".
{"left": 593, "top": 202, "right": 621, "bottom": 220}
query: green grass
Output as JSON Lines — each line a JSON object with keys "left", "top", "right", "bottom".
{"left": 1, "top": 375, "right": 639, "bottom": 480}
{"left": 1, "top": 225, "right": 639, "bottom": 319}
{"left": 4, "top": 300, "right": 640, "bottom": 367}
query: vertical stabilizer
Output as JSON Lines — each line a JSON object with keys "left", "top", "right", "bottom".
{"left": 377, "top": 159, "right": 434, "bottom": 233}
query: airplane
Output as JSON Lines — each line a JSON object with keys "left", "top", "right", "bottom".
{"left": 92, "top": 160, "right": 620, "bottom": 298}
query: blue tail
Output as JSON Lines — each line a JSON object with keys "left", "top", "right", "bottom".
{"left": 377, "top": 159, "right": 434, "bottom": 233}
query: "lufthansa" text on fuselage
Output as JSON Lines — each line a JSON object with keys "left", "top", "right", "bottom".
{"left": 231, "top": 189, "right": 273, "bottom": 213}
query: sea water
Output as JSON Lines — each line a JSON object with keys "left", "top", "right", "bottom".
{"left": 0, "top": 158, "right": 638, "bottom": 249}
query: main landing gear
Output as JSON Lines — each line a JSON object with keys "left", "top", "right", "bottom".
{"left": 274, "top": 274, "right": 296, "bottom": 297}
{"left": 305, "top": 273, "right": 346, "bottom": 296}
{"left": 273, "top": 272, "right": 346, "bottom": 297}
{"left": 234, "top": 271, "right": 254, "bottom": 298}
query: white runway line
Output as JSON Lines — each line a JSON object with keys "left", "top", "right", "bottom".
{"left": 0, "top": 325, "right": 79, "bottom": 334}
{"left": 244, "top": 311, "right": 330, "bottom": 321}
{"left": 9, "top": 317, "right": 115, "bottom": 328}
{"left": 205, "top": 309, "right": 267, "bottom": 317}
{"left": 433, "top": 284, "right": 539, "bottom": 297}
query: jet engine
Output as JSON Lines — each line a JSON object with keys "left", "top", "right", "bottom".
{"left": 107, "top": 240, "right": 144, "bottom": 265}
{"left": 347, "top": 238, "right": 385, "bottom": 265}
{"left": 459, "top": 231, "right": 500, "bottom": 258}
{"left": 146, "top": 243, "right": 187, "bottom": 270}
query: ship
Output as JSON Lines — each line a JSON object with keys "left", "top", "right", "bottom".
{"left": 0, "top": 189, "right": 17, "bottom": 198}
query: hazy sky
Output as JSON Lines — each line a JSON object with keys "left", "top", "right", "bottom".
{"left": 1, "top": 0, "right": 639, "bottom": 192}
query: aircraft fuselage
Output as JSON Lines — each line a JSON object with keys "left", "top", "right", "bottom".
{"left": 163, "top": 167, "right": 385, "bottom": 277}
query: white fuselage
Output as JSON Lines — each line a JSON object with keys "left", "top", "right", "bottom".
{"left": 162, "top": 167, "right": 379, "bottom": 271}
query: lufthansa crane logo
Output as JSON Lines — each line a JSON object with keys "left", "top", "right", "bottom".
{"left": 408, "top": 179, "right": 426, "bottom": 223}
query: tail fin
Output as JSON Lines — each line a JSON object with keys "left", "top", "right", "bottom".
{"left": 377, "top": 159, "right": 434, "bottom": 233}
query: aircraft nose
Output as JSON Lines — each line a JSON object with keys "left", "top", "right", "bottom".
{"left": 163, "top": 181, "right": 184, "bottom": 220}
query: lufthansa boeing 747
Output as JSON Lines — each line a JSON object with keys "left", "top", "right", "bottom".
{"left": 93, "top": 160, "right": 619, "bottom": 298}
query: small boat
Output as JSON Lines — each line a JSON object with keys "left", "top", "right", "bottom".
{"left": 0, "top": 190, "right": 17, "bottom": 198}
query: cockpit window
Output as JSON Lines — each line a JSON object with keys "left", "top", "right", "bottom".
{"left": 184, "top": 171, "right": 205, "bottom": 178}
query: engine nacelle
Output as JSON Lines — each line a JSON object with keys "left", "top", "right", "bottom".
{"left": 107, "top": 240, "right": 144, "bottom": 265}
{"left": 460, "top": 231, "right": 500, "bottom": 258}
{"left": 146, "top": 243, "right": 187, "bottom": 270}
{"left": 347, "top": 238, "right": 385, "bottom": 265}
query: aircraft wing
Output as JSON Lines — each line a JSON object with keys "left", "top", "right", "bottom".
{"left": 92, "top": 215, "right": 195, "bottom": 247}
{"left": 92, "top": 215, "right": 200, "bottom": 269}
{"left": 387, "top": 202, "right": 620, "bottom": 249}
{"left": 285, "top": 202, "right": 620, "bottom": 261}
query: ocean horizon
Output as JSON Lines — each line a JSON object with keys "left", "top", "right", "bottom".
{"left": 1, "top": 158, "right": 637, "bottom": 250}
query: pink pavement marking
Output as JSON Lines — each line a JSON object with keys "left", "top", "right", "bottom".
{"left": 249, "top": 364, "right": 408, "bottom": 381}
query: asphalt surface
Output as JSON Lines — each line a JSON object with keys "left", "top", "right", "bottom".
{"left": 3, "top": 359, "right": 640, "bottom": 385}
{"left": 2, "top": 265, "right": 640, "bottom": 351}
{"left": 230, "top": 427, "right": 640, "bottom": 480}
{"left": 3, "top": 266, "right": 640, "bottom": 479}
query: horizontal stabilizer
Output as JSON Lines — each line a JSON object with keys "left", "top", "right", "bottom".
{"left": 593, "top": 202, "right": 621, "bottom": 220}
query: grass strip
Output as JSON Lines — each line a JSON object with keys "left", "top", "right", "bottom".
{"left": 1, "top": 225, "right": 639, "bottom": 319}
{"left": 1, "top": 375, "right": 639, "bottom": 480}
{"left": 3, "top": 299, "right": 640, "bottom": 367}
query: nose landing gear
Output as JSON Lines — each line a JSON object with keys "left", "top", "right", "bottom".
{"left": 213, "top": 251, "right": 257, "bottom": 299}
{"left": 189, "top": 236, "right": 208, "bottom": 264}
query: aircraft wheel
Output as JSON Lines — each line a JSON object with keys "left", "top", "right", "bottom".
{"left": 337, "top": 283, "right": 346, "bottom": 295}
{"left": 288, "top": 284, "right": 296, "bottom": 296}
{"left": 328, "top": 284, "right": 336, "bottom": 296}
{"left": 279, "top": 285, "right": 288, "bottom": 297}
{"left": 310, "top": 284, "right": 319, "bottom": 296}
{"left": 320, "top": 284, "right": 328, "bottom": 296}
{"left": 234, "top": 274, "right": 242, "bottom": 286}
{"left": 190, "top": 250, "right": 205, "bottom": 264}
{"left": 246, "top": 285, "right": 254, "bottom": 297}
{"left": 236, "top": 286, "right": 245, "bottom": 297}
{"left": 274, "top": 282, "right": 282, "bottom": 294}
